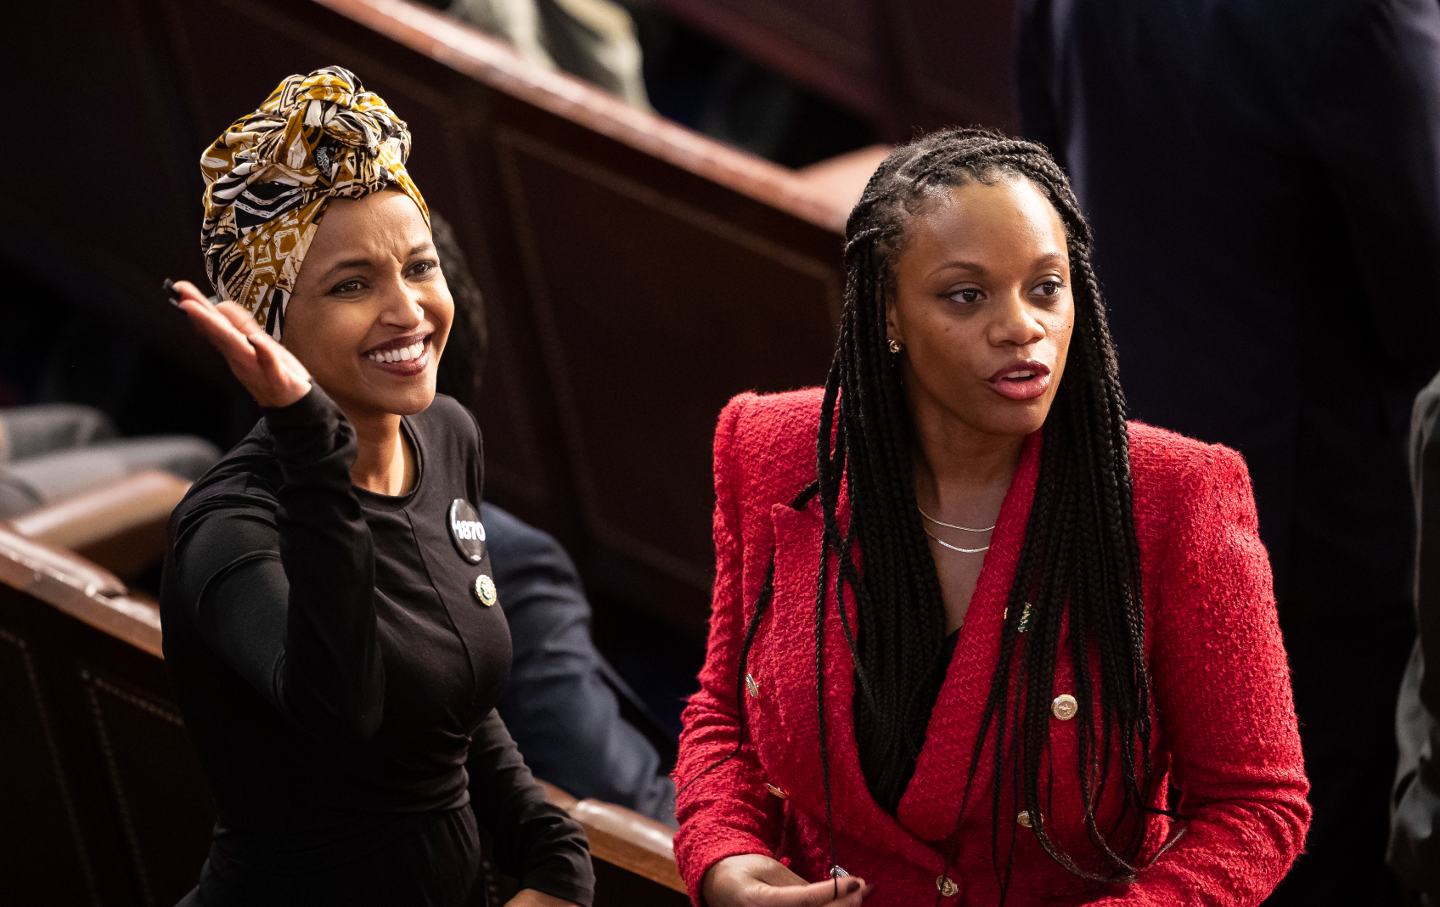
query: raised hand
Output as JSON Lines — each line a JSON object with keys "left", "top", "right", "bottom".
{"left": 702, "top": 854, "right": 871, "bottom": 907}
{"left": 170, "top": 279, "right": 312, "bottom": 408}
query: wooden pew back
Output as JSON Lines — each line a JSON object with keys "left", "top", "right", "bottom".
{"left": 9, "top": 471, "right": 192, "bottom": 580}
{"left": 0, "top": 529, "right": 207, "bottom": 907}
{"left": 654, "top": 0, "right": 1019, "bottom": 140}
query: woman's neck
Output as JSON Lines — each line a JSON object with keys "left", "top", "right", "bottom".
{"left": 909, "top": 406, "right": 1025, "bottom": 522}
{"left": 346, "top": 410, "right": 414, "bottom": 496}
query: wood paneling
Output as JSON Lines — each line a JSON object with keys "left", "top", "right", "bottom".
{"left": 0, "top": 629, "right": 98, "bottom": 907}
{"left": 496, "top": 126, "right": 837, "bottom": 608}
{"left": 83, "top": 671, "right": 213, "bottom": 907}
{"left": 658, "top": 0, "right": 1018, "bottom": 138}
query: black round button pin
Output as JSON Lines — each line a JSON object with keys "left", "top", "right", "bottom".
{"left": 448, "top": 499, "right": 486, "bottom": 563}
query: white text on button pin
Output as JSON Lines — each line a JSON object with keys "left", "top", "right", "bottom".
{"left": 452, "top": 515, "right": 486, "bottom": 541}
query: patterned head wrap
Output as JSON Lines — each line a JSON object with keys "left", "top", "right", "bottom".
{"left": 199, "top": 65, "right": 430, "bottom": 339}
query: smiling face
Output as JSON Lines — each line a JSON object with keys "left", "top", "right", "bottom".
{"left": 885, "top": 175, "right": 1075, "bottom": 443}
{"left": 282, "top": 190, "right": 454, "bottom": 420}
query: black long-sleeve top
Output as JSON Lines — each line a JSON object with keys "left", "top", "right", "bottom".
{"left": 159, "top": 386, "right": 593, "bottom": 906}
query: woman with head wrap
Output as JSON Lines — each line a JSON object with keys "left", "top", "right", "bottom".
{"left": 159, "top": 66, "right": 594, "bottom": 906}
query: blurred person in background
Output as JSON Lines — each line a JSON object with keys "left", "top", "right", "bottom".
{"left": 0, "top": 404, "right": 216, "bottom": 518}
{"left": 418, "top": 0, "right": 650, "bottom": 109}
{"left": 1018, "top": 1, "right": 1440, "bottom": 902}
{"left": 1392, "top": 369, "right": 1440, "bottom": 906}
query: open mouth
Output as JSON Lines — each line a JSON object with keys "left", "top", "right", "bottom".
{"left": 362, "top": 333, "right": 432, "bottom": 375}
{"left": 988, "top": 361, "right": 1052, "bottom": 401}
{"left": 365, "top": 339, "right": 426, "bottom": 364}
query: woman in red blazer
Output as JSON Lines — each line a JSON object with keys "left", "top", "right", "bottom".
{"left": 673, "top": 128, "right": 1310, "bottom": 907}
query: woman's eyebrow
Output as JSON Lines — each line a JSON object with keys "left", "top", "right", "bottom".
{"left": 927, "top": 252, "right": 1067, "bottom": 281}
{"left": 316, "top": 244, "right": 433, "bottom": 283}
{"left": 928, "top": 259, "right": 989, "bottom": 278}
{"left": 317, "top": 257, "right": 374, "bottom": 283}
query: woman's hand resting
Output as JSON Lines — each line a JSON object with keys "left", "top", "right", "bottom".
{"left": 702, "top": 854, "right": 871, "bottom": 906}
{"left": 171, "top": 280, "right": 311, "bottom": 409}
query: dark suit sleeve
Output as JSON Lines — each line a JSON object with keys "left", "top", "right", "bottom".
{"left": 1302, "top": 0, "right": 1440, "bottom": 402}
{"left": 466, "top": 709, "right": 595, "bottom": 905}
{"left": 1390, "top": 372, "right": 1440, "bottom": 902}
{"left": 486, "top": 505, "right": 677, "bottom": 824}
{"left": 169, "top": 385, "right": 385, "bottom": 740}
{"left": 1015, "top": 0, "right": 1066, "bottom": 162}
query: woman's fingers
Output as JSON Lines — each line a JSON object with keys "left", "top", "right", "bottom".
{"left": 702, "top": 854, "right": 871, "bottom": 907}
{"left": 249, "top": 334, "right": 311, "bottom": 407}
{"left": 168, "top": 279, "right": 211, "bottom": 307}
{"left": 178, "top": 299, "right": 257, "bottom": 368}
{"left": 174, "top": 295, "right": 267, "bottom": 378}
{"left": 172, "top": 283, "right": 249, "bottom": 346}
{"left": 754, "top": 877, "right": 868, "bottom": 907}
{"left": 215, "top": 300, "right": 264, "bottom": 336}
{"left": 214, "top": 303, "right": 308, "bottom": 381}
{"left": 170, "top": 282, "right": 311, "bottom": 408}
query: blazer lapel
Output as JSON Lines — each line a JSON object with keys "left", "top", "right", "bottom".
{"left": 757, "top": 431, "right": 1043, "bottom": 868}
{"left": 896, "top": 430, "right": 1044, "bottom": 841}
{"left": 763, "top": 498, "right": 944, "bottom": 870}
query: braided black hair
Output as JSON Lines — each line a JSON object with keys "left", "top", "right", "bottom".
{"left": 813, "top": 126, "right": 1155, "bottom": 896}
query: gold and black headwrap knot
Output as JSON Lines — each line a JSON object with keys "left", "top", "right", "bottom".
{"left": 198, "top": 65, "right": 429, "bottom": 339}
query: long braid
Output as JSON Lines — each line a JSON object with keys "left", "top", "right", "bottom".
{"left": 808, "top": 127, "right": 1154, "bottom": 892}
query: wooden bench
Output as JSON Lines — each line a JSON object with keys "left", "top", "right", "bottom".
{"left": 0, "top": 525, "right": 689, "bottom": 905}
{"left": 8, "top": 470, "right": 191, "bottom": 581}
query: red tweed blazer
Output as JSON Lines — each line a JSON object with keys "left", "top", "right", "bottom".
{"left": 673, "top": 389, "right": 1310, "bottom": 907}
